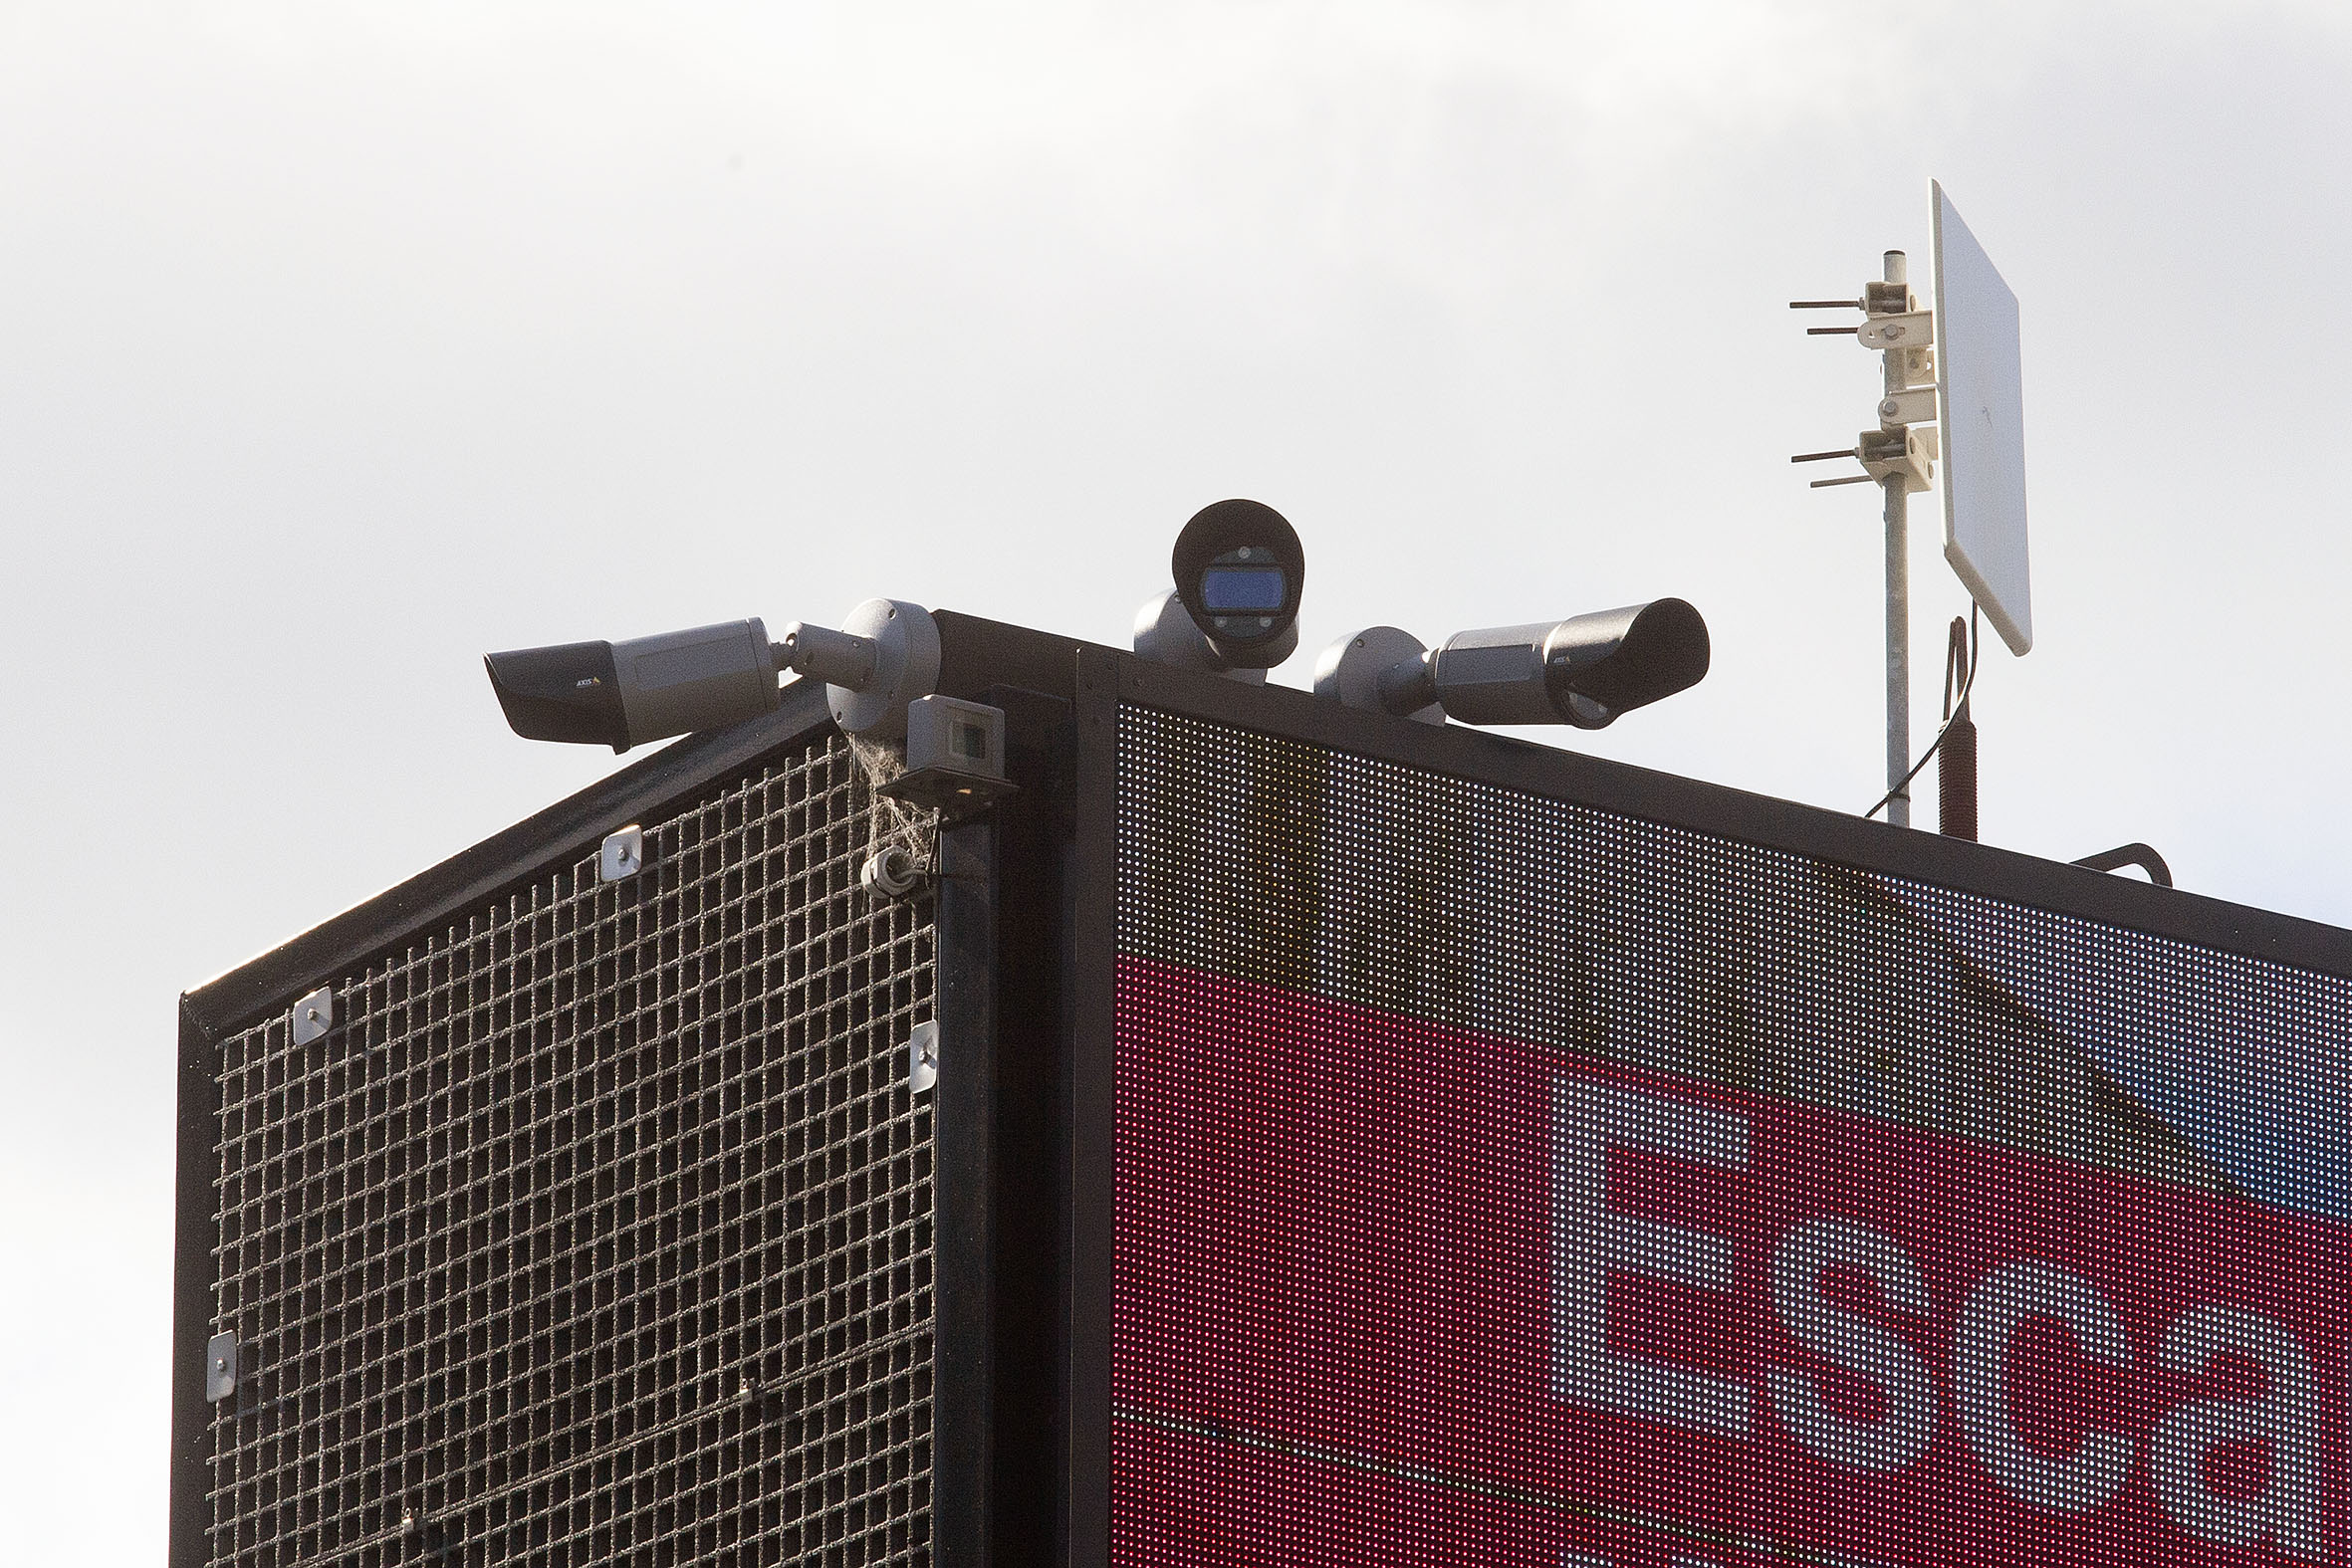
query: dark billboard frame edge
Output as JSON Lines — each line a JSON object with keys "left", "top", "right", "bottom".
{"left": 167, "top": 999, "right": 223, "bottom": 1568}
{"left": 1109, "top": 651, "right": 2352, "bottom": 979}
{"left": 1064, "top": 648, "right": 1120, "bottom": 1568}
{"left": 180, "top": 679, "right": 840, "bottom": 1042}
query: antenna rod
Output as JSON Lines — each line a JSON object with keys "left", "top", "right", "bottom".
{"left": 1881, "top": 249, "right": 1911, "bottom": 827}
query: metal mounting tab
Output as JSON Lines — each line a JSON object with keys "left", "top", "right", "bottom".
{"left": 290, "top": 987, "right": 333, "bottom": 1047}
{"left": 908, "top": 1019, "right": 940, "bottom": 1094}
{"left": 1858, "top": 311, "right": 1934, "bottom": 351}
{"left": 599, "top": 825, "right": 644, "bottom": 883}
{"left": 206, "top": 1331, "right": 238, "bottom": 1403}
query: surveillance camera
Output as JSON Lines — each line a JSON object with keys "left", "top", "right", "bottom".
{"left": 486, "top": 599, "right": 941, "bottom": 751}
{"left": 486, "top": 619, "right": 781, "bottom": 753}
{"left": 1135, "top": 499, "right": 1304, "bottom": 675}
{"left": 1316, "top": 598, "right": 1710, "bottom": 730}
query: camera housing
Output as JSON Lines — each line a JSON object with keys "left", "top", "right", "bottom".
{"left": 1135, "top": 498, "right": 1305, "bottom": 675}
{"left": 487, "top": 600, "right": 943, "bottom": 752}
{"left": 486, "top": 619, "right": 781, "bottom": 754}
{"left": 1317, "top": 598, "right": 1711, "bottom": 730}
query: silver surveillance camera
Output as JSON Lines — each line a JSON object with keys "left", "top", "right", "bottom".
{"left": 486, "top": 599, "right": 939, "bottom": 752}
{"left": 1314, "top": 599, "right": 1710, "bottom": 730}
{"left": 1133, "top": 499, "right": 1305, "bottom": 679}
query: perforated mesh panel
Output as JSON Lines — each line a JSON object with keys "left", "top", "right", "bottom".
{"left": 1111, "top": 707, "right": 2352, "bottom": 1568}
{"left": 203, "top": 734, "right": 934, "bottom": 1568}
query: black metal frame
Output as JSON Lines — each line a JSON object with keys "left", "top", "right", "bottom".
{"left": 931, "top": 813, "right": 997, "bottom": 1567}
{"left": 173, "top": 609, "right": 2352, "bottom": 1568}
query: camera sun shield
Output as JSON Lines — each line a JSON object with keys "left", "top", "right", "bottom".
{"left": 486, "top": 618, "right": 781, "bottom": 754}
{"left": 1170, "top": 499, "right": 1305, "bottom": 670}
{"left": 485, "top": 639, "right": 629, "bottom": 750}
{"left": 1541, "top": 598, "right": 1710, "bottom": 727}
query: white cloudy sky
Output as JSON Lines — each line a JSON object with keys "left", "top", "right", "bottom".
{"left": 5, "top": 2, "right": 2350, "bottom": 1558}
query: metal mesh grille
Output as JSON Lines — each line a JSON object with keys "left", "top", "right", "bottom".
{"left": 204, "top": 733, "right": 934, "bottom": 1568}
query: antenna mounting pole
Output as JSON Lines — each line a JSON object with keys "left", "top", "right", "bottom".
{"left": 1880, "top": 250, "right": 1911, "bottom": 827}
{"left": 1792, "top": 245, "right": 1940, "bottom": 824}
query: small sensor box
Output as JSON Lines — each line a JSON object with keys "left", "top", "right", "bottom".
{"left": 881, "top": 695, "right": 1017, "bottom": 814}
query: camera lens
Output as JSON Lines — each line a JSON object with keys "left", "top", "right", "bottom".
{"left": 1202, "top": 560, "right": 1287, "bottom": 617}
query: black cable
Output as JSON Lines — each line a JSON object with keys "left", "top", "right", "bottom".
{"left": 2071, "top": 842, "right": 2174, "bottom": 887}
{"left": 1864, "top": 603, "right": 1979, "bottom": 822}
{"left": 1942, "top": 611, "right": 1972, "bottom": 724}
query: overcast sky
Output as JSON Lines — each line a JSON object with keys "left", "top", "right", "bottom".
{"left": 6, "top": 3, "right": 2351, "bottom": 1559}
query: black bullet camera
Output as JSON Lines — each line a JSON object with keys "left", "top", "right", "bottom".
{"left": 1315, "top": 599, "right": 1711, "bottom": 730}
{"left": 1133, "top": 499, "right": 1305, "bottom": 678}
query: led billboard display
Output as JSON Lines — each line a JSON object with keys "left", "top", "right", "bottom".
{"left": 1112, "top": 707, "right": 2352, "bottom": 1568}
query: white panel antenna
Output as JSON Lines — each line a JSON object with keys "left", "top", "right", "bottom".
{"left": 1789, "top": 180, "right": 2035, "bottom": 828}
{"left": 1933, "top": 182, "right": 2032, "bottom": 656}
